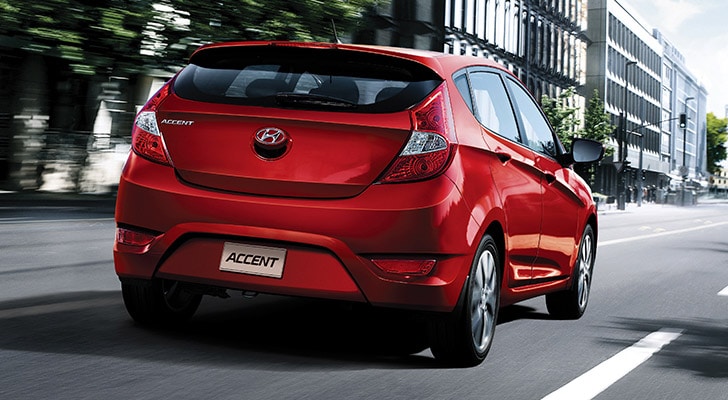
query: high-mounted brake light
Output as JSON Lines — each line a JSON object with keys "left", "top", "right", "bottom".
{"left": 378, "top": 83, "right": 456, "bottom": 183}
{"left": 131, "top": 84, "right": 172, "bottom": 165}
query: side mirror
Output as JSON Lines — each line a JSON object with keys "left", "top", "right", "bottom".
{"left": 570, "top": 138, "right": 604, "bottom": 164}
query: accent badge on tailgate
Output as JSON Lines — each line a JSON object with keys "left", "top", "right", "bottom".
{"left": 219, "top": 242, "right": 287, "bottom": 279}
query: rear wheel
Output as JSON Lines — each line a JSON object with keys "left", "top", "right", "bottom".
{"left": 430, "top": 234, "right": 500, "bottom": 367}
{"left": 121, "top": 279, "right": 202, "bottom": 326}
{"left": 546, "top": 224, "right": 595, "bottom": 319}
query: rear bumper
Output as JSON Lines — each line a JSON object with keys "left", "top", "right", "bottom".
{"left": 114, "top": 154, "right": 479, "bottom": 312}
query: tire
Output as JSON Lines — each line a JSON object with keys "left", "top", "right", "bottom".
{"left": 121, "top": 279, "right": 202, "bottom": 326}
{"left": 430, "top": 234, "right": 501, "bottom": 367}
{"left": 546, "top": 224, "right": 595, "bottom": 319}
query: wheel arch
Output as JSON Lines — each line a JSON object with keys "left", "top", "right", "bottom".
{"left": 586, "top": 211, "right": 598, "bottom": 237}
{"left": 484, "top": 221, "right": 506, "bottom": 281}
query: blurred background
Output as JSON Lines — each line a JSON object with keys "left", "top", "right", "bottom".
{"left": 0, "top": 0, "right": 417, "bottom": 193}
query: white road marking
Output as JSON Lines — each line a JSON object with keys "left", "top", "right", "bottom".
{"left": 540, "top": 328, "right": 683, "bottom": 400}
{"left": 599, "top": 221, "right": 728, "bottom": 247}
{"left": 719, "top": 286, "right": 728, "bottom": 296}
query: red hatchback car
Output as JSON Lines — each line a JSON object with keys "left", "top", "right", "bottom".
{"left": 114, "top": 41, "right": 604, "bottom": 366}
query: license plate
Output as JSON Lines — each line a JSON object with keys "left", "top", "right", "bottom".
{"left": 219, "top": 242, "right": 286, "bottom": 278}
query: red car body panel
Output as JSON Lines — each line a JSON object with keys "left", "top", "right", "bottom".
{"left": 158, "top": 98, "right": 413, "bottom": 198}
{"left": 114, "top": 41, "right": 598, "bottom": 313}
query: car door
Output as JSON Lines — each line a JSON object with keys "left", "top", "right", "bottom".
{"left": 462, "top": 69, "right": 543, "bottom": 286}
{"left": 503, "top": 78, "right": 581, "bottom": 280}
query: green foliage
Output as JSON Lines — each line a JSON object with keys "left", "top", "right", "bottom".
{"left": 0, "top": 0, "right": 151, "bottom": 75}
{"left": 582, "top": 89, "right": 615, "bottom": 158}
{"left": 706, "top": 112, "right": 728, "bottom": 175}
{"left": 541, "top": 87, "right": 580, "bottom": 150}
{"left": 541, "top": 88, "right": 614, "bottom": 188}
{"left": 139, "top": 0, "right": 382, "bottom": 70}
{"left": 576, "top": 90, "right": 615, "bottom": 187}
{"left": 0, "top": 0, "right": 383, "bottom": 74}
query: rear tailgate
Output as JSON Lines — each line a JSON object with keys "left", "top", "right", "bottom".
{"left": 165, "top": 44, "right": 442, "bottom": 199}
{"left": 158, "top": 100, "right": 412, "bottom": 198}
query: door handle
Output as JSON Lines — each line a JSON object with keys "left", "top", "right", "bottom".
{"left": 495, "top": 151, "right": 512, "bottom": 164}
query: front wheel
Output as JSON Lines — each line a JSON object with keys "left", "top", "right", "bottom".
{"left": 430, "top": 234, "right": 501, "bottom": 367}
{"left": 546, "top": 224, "right": 596, "bottom": 319}
{"left": 121, "top": 279, "right": 202, "bottom": 326}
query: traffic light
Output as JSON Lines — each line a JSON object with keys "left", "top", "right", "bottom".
{"left": 679, "top": 113, "right": 687, "bottom": 128}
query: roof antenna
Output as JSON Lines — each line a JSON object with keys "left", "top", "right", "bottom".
{"left": 331, "top": 19, "right": 342, "bottom": 44}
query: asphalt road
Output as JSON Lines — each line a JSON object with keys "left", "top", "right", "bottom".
{"left": 1, "top": 200, "right": 727, "bottom": 399}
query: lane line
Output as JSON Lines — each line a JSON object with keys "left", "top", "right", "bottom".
{"left": 599, "top": 221, "right": 728, "bottom": 247}
{"left": 541, "top": 328, "right": 683, "bottom": 400}
{"left": 719, "top": 286, "right": 728, "bottom": 296}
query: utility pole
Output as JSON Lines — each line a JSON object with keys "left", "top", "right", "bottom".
{"left": 618, "top": 60, "right": 637, "bottom": 210}
{"left": 681, "top": 97, "right": 695, "bottom": 206}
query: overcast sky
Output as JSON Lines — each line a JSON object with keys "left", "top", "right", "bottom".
{"left": 625, "top": 0, "right": 728, "bottom": 116}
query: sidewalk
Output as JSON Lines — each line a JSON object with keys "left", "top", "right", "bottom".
{"left": 0, "top": 190, "right": 117, "bottom": 212}
{"left": 598, "top": 196, "right": 728, "bottom": 215}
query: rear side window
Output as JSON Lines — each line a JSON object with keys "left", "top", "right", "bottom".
{"left": 173, "top": 45, "right": 442, "bottom": 113}
{"left": 469, "top": 72, "right": 520, "bottom": 143}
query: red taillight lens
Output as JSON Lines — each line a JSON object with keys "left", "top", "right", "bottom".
{"left": 371, "top": 259, "right": 437, "bottom": 277}
{"left": 131, "top": 84, "right": 172, "bottom": 165}
{"left": 116, "top": 227, "right": 157, "bottom": 247}
{"left": 379, "top": 83, "right": 456, "bottom": 184}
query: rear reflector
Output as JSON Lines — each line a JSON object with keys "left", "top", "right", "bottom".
{"left": 116, "top": 227, "right": 157, "bottom": 247}
{"left": 371, "top": 259, "right": 436, "bottom": 276}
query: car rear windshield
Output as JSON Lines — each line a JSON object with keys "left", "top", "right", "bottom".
{"left": 173, "top": 45, "right": 442, "bottom": 113}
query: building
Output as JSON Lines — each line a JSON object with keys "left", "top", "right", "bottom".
{"left": 356, "top": 0, "right": 590, "bottom": 110}
{"left": 442, "top": 0, "right": 589, "bottom": 103}
{"left": 584, "top": 0, "right": 662, "bottom": 204}
{"left": 360, "top": 0, "right": 709, "bottom": 204}
{"left": 655, "top": 31, "right": 708, "bottom": 188}
{"left": 584, "top": 0, "right": 707, "bottom": 204}
{"left": 710, "top": 166, "right": 728, "bottom": 197}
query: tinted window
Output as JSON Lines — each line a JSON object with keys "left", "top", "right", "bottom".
{"left": 469, "top": 72, "right": 520, "bottom": 143}
{"left": 453, "top": 73, "right": 473, "bottom": 112}
{"left": 505, "top": 79, "right": 559, "bottom": 156}
{"left": 173, "top": 46, "right": 442, "bottom": 113}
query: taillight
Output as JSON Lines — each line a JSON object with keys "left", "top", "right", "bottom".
{"left": 378, "top": 83, "right": 456, "bottom": 184}
{"left": 131, "top": 84, "right": 172, "bottom": 165}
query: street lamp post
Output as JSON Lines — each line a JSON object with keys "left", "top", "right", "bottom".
{"left": 681, "top": 96, "right": 695, "bottom": 206}
{"left": 618, "top": 60, "right": 637, "bottom": 211}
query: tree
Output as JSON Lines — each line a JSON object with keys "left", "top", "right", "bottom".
{"left": 0, "top": 0, "right": 152, "bottom": 76}
{"left": 0, "top": 0, "right": 382, "bottom": 74}
{"left": 577, "top": 90, "right": 615, "bottom": 187}
{"left": 0, "top": 0, "right": 382, "bottom": 189}
{"left": 706, "top": 112, "right": 728, "bottom": 175}
{"left": 541, "top": 88, "right": 614, "bottom": 188}
{"left": 145, "top": 0, "right": 383, "bottom": 70}
{"left": 541, "top": 87, "right": 580, "bottom": 150}
{"left": 581, "top": 89, "right": 615, "bottom": 157}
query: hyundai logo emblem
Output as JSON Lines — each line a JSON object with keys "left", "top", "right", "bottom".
{"left": 254, "top": 127, "right": 289, "bottom": 149}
